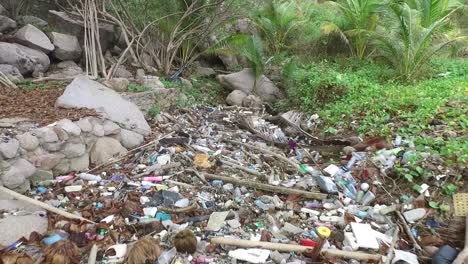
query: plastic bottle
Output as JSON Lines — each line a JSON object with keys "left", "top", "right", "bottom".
{"left": 347, "top": 206, "right": 367, "bottom": 218}
{"left": 367, "top": 208, "right": 387, "bottom": 223}
{"left": 255, "top": 200, "right": 271, "bottom": 210}
{"left": 361, "top": 191, "right": 376, "bottom": 206}
{"left": 158, "top": 247, "right": 177, "bottom": 264}
{"left": 142, "top": 176, "right": 171, "bottom": 182}
{"left": 78, "top": 173, "right": 102, "bottom": 182}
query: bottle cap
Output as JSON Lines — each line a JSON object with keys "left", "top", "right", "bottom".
{"left": 317, "top": 226, "right": 332, "bottom": 238}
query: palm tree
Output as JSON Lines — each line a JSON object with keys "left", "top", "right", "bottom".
{"left": 373, "top": 2, "right": 465, "bottom": 80}
{"left": 403, "top": 0, "right": 462, "bottom": 27}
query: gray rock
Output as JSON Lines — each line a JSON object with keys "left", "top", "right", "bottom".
{"left": 103, "top": 120, "right": 120, "bottom": 135}
{"left": 49, "top": 32, "right": 82, "bottom": 61}
{"left": 42, "top": 142, "right": 64, "bottom": 152}
{"left": 0, "top": 15, "right": 16, "bottom": 32}
{"left": 0, "top": 42, "right": 50, "bottom": 75}
{"left": 52, "top": 158, "right": 70, "bottom": 176}
{"left": 113, "top": 65, "right": 133, "bottom": 78}
{"left": 29, "top": 153, "right": 65, "bottom": 170}
{"left": 180, "top": 78, "right": 193, "bottom": 88}
{"left": 136, "top": 69, "right": 145, "bottom": 79}
{"left": 20, "top": 16, "right": 48, "bottom": 28}
{"left": 35, "top": 127, "right": 58, "bottom": 143}
{"left": 56, "top": 76, "right": 151, "bottom": 135}
{"left": 74, "top": 118, "right": 92, "bottom": 132}
{"left": 14, "top": 24, "right": 54, "bottom": 53}
{"left": 69, "top": 153, "right": 89, "bottom": 172}
{"left": 226, "top": 90, "right": 247, "bottom": 106}
{"left": 12, "top": 180, "right": 31, "bottom": 193}
{"left": 0, "top": 138, "right": 19, "bottom": 159}
{"left": 217, "top": 68, "right": 283, "bottom": 103}
{"left": 0, "top": 4, "right": 5, "bottom": 15}
{"left": 0, "top": 212, "right": 48, "bottom": 245}
{"left": 90, "top": 137, "right": 127, "bottom": 164}
{"left": 61, "top": 143, "right": 85, "bottom": 158}
{"left": 92, "top": 123, "right": 105, "bottom": 137}
{"left": 46, "top": 60, "right": 83, "bottom": 79}
{"left": 120, "top": 129, "right": 144, "bottom": 149}
{"left": 102, "top": 78, "right": 130, "bottom": 92}
{"left": 56, "top": 119, "right": 81, "bottom": 136}
{"left": 16, "top": 132, "right": 39, "bottom": 151}
{"left": 138, "top": 75, "right": 165, "bottom": 89}
{"left": 242, "top": 95, "right": 263, "bottom": 108}
{"left": 53, "top": 127, "right": 69, "bottom": 141}
{"left": 193, "top": 66, "right": 216, "bottom": 78}
{"left": 1, "top": 158, "right": 36, "bottom": 189}
{"left": 0, "top": 64, "right": 23, "bottom": 82}
{"left": 30, "top": 169, "right": 54, "bottom": 184}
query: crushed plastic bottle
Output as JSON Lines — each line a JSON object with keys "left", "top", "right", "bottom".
{"left": 78, "top": 173, "right": 102, "bottom": 182}
{"left": 159, "top": 247, "right": 177, "bottom": 264}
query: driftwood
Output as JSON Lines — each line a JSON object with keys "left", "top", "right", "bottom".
{"left": 203, "top": 173, "right": 327, "bottom": 200}
{"left": 0, "top": 186, "right": 94, "bottom": 223}
{"left": 87, "top": 244, "right": 98, "bottom": 264}
{"left": 220, "top": 159, "right": 263, "bottom": 177}
{"left": 211, "top": 237, "right": 382, "bottom": 261}
{"left": 385, "top": 227, "right": 400, "bottom": 264}
{"left": 396, "top": 211, "right": 422, "bottom": 251}
{"left": 158, "top": 202, "right": 198, "bottom": 214}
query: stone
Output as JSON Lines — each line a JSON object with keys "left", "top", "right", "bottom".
{"left": 30, "top": 169, "right": 54, "bottom": 184}
{"left": 102, "top": 78, "right": 130, "bottom": 92}
{"left": 113, "top": 65, "right": 133, "bottom": 78}
{"left": 19, "top": 16, "right": 48, "bottom": 28}
{"left": 14, "top": 24, "right": 54, "bottom": 53}
{"left": 61, "top": 143, "right": 86, "bottom": 158}
{"left": 35, "top": 127, "right": 59, "bottom": 143}
{"left": 242, "top": 94, "right": 263, "bottom": 108}
{"left": 180, "top": 78, "right": 193, "bottom": 88}
{"left": 0, "top": 42, "right": 50, "bottom": 75}
{"left": 48, "top": 10, "right": 115, "bottom": 52}
{"left": 69, "top": 153, "right": 89, "bottom": 172}
{"left": 0, "top": 15, "right": 17, "bottom": 32}
{"left": 42, "top": 142, "right": 64, "bottom": 152}
{"left": 0, "top": 64, "right": 24, "bottom": 82}
{"left": 46, "top": 60, "right": 83, "bottom": 79}
{"left": 49, "top": 32, "right": 82, "bottom": 61}
{"left": 226, "top": 90, "right": 247, "bottom": 106}
{"left": 16, "top": 132, "right": 39, "bottom": 151}
{"left": 103, "top": 120, "right": 121, "bottom": 135}
{"left": 0, "top": 212, "right": 48, "bottom": 245}
{"left": 120, "top": 129, "right": 144, "bottom": 149}
{"left": 74, "top": 118, "right": 93, "bottom": 132}
{"left": 56, "top": 76, "right": 151, "bottom": 135}
{"left": 52, "top": 158, "right": 70, "bottom": 176}
{"left": 92, "top": 123, "right": 105, "bottom": 137}
{"left": 138, "top": 75, "right": 165, "bottom": 89}
{"left": 90, "top": 137, "right": 127, "bottom": 164}
{"left": 193, "top": 66, "right": 216, "bottom": 78}
{"left": 217, "top": 68, "right": 283, "bottom": 102}
{"left": 56, "top": 119, "right": 81, "bottom": 136}
{"left": 0, "top": 138, "right": 19, "bottom": 159}
{"left": 1, "top": 158, "right": 36, "bottom": 189}
{"left": 53, "top": 127, "right": 69, "bottom": 141}
{"left": 0, "top": 4, "right": 5, "bottom": 15}
{"left": 29, "top": 153, "right": 65, "bottom": 170}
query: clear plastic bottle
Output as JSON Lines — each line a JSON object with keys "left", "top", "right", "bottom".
{"left": 78, "top": 173, "right": 102, "bottom": 182}
{"left": 158, "top": 247, "right": 177, "bottom": 264}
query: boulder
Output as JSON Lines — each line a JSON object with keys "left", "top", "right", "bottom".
{"left": 113, "top": 65, "right": 133, "bottom": 78}
{"left": 56, "top": 119, "right": 81, "bottom": 136}
{"left": 14, "top": 24, "right": 54, "bottom": 53}
{"left": 19, "top": 16, "right": 48, "bottom": 28}
{"left": 52, "top": 158, "right": 70, "bottom": 176}
{"left": 29, "top": 169, "right": 54, "bottom": 184}
{"left": 0, "top": 15, "right": 16, "bottom": 32}
{"left": 103, "top": 120, "right": 120, "bottom": 135}
{"left": 0, "top": 42, "right": 50, "bottom": 75}
{"left": 53, "top": 127, "right": 69, "bottom": 141}
{"left": 0, "top": 64, "right": 23, "bottom": 82}
{"left": 48, "top": 10, "right": 115, "bottom": 52}
{"left": 226, "top": 90, "right": 247, "bottom": 106}
{"left": 42, "top": 142, "right": 64, "bottom": 152}
{"left": 90, "top": 137, "right": 127, "bottom": 164}
{"left": 69, "top": 153, "right": 89, "bottom": 172}
{"left": 29, "top": 153, "right": 65, "bottom": 170}
{"left": 46, "top": 60, "right": 83, "bottom": 79}
{"left": 74, "top": 118, "right": 93, "bottom": 132}
{"left": 120, "top": 129, "right": 144, "bottom": 149}
{"left": 242, "top": 95, "right": 263, "bottom": 108}
{"left": 35, "top": 127, "right": 58, "bottom": 143}
{"left": 217, "top": 68, "right": 283, "bottom": 103}
{"left": 102, "top": 78, "right": 130, "bottom": 92}
{"left": 61, "top": 143, "right": 86, "bottom": 158}
{"left": 1, "top": 158, "right": 36, "bottom": 189}
{"left": 49, "top": 32, "right": 82, "bottom": 61}
{"left": 16, "top": 132, "right": 39, "bottom": 151}
{"left": 0, "top": 4, "right": 5, "bottom": 15}
{"left": 193, "top": 66, "right": 216, "bottom": 78}
{"left": 0, "top": 138, "right": 19, "bottom": 159}
{"left": 92, "top": 123, "right": 105, "bottom": 137}
{"left": 56, "top": 76, "right": 151, "bottom": 135}
{"left": 138, "top": 75, "right": 165, "bottom": 89}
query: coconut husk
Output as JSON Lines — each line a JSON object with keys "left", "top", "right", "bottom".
{"left": 43, "top": 240, "right": 80, "bottom": 264}
{"left": 174, "top": 229, "right": 197, "bottom": 254}
{"left": 126, "top": 237, "right": 161, "bottom": 264}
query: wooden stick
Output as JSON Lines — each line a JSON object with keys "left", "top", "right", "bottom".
{"left": 396, "top": 211, "right": 422, "bottom": 251}
{"left": 225, "top": 140, "right": 304, "bottom": 174}
{"left": 220, "top": 159, "right": 263, "bottom": 177}
{"left": 158, "top": 202, "right": 198, "bottom": 214}
{"left": 87, "top": 244, "right": 98, "bottom": 264}
{"left": 0, "top": 186, "right": 94, "bottom": 223}
{"left": 385, "top": 226, "right": 400, "bottom": 264}
{"left": 203, "top": 173, "right": 327, "bottom": 200}
{"left": 210, "top": 237, "right": 382, "bottom": 261}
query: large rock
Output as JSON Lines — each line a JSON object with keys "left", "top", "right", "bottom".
{"left": 16, "top": 133, "right": 39, "bottom": 151}
{"left": 102, "top": 78, "right": 130, "bottom": 92}
{"left": 1, "top": 158, "right": 36, "bottom": 189}
{"left": 0, "top": 138, "right": 19, "bottom": 159}
{"left": 56, "top": 119, "right": 81, "bottom": 136}
{"left": 103, "top": 120, "right": 120, "bottom": 135}
{"left": 217, "top": 68, "right": 283, "bottom": 103}
{"left": 243, "top": 95, "right": 263, "bottom": 108}
{"left": 226, "top": 90, "right": 247, "bottom": 106}
{"left": 0, "top": 42, "right": 50, "bottom": 75}
{"left": 19, "top": 16, "right": 48, "bottom": 28}
{"left": 193, "top": 66, "right": 216, "bottom": 78}
{"left": 35, "top": 127, "right": 58, "bottom": 143}
{"left": 48, "top": 10, "right": 115, "bottom": 52}
{"left": 29, "top": 169, "right": 54, "bottom": 184}
{"left": 29, "top": 153, "right": 65, "bottom": 170}
{"left": 74, "top": 118, "right": 93, "bottom": 132}
{"left": 90, "top": 137, "right": 127, "bottom": 164}
{"left": 113, "top": 65, "right": 133, "bottom": 78}
{"left": 120, "top": 129, "right": 144, "bottom": 149}
{"left": 69, "top": 153, "right": 89, "bottom": 172}
{"left": 46, "top": 60, "right": 83, "bottom": 79}
{"left": 14, "top": 24, "right": 54, "bottom": 53}
{"left": 61, "top": 143, "right": 86, "bottom": 158}
{"left": 49, "top": 32, "right": 82, "bottom": 61}
{"left": 56, "top": 76, "right": 151, "bottom": 135}
{"left": 0, "top": 64, "right": 23, "bottom": 82}
{"left": 0, "top": 4, "right": 6, "bottom": 15}
{"left": 0, "top": 15, "right": 16, "bottom": 32}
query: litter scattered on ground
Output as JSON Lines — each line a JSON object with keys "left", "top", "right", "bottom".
{"left": 0, "top": 106, "right": 465, "bottom": 263}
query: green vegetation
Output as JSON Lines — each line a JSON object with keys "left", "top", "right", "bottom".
{"left": 127, "top": 83, "right": 151, "bottom": 92}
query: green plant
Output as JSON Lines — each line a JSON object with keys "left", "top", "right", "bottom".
{"left": 148, "top": 102, "right": 161, "bottom": 118}
{"left": 127, "top": 83, "right": 151, "bottom": 92}
{"left": 404, "top": 0, "right": 462, "bottom": 27}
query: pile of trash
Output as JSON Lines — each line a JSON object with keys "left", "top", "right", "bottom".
{"left": 0, "top": 106, "right": 465, "bottom": 264}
